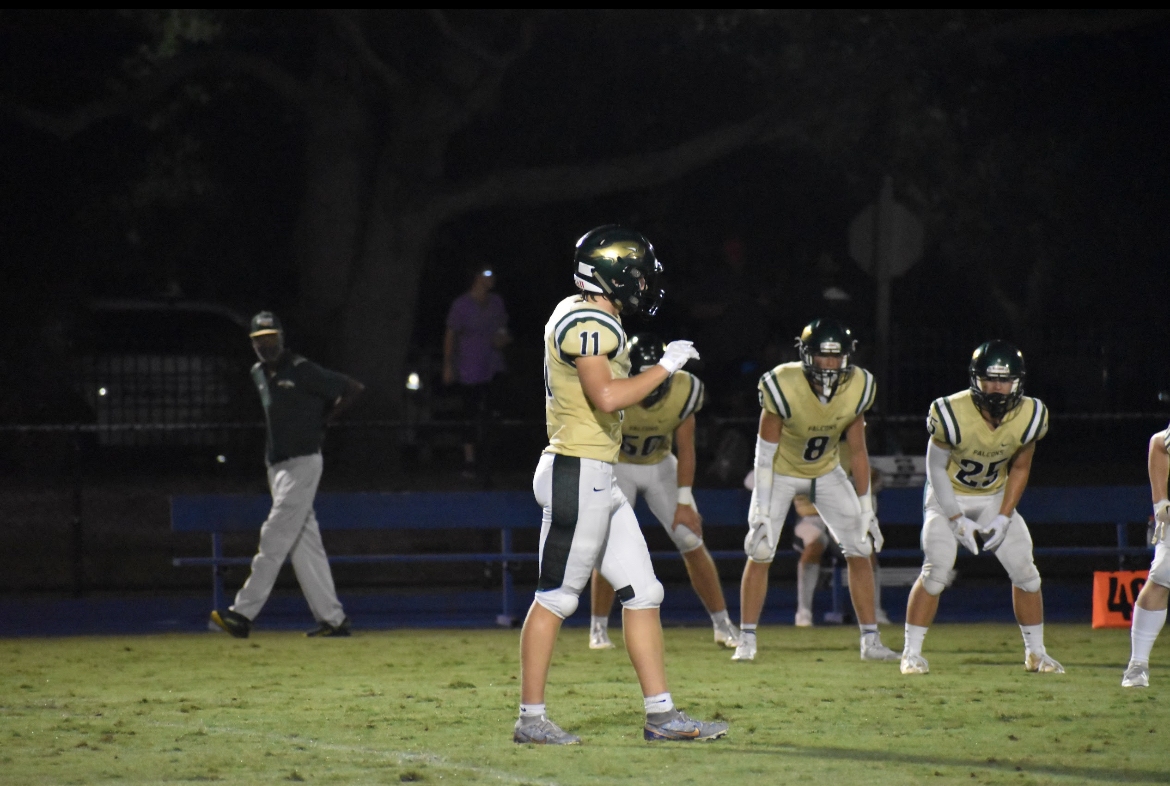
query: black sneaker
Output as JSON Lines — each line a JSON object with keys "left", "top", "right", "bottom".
{"left": 306, "top": 617, "right": 351, "bottom": 637}
{"left": 211, "top": 609, "right": 252, "bottom": 639}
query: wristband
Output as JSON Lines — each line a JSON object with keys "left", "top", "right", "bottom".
{"left": 677, "top": 486, "right": 695, "bottom": 506}
{"left": 858, "top": 490, "right": 874, "bottom": 514}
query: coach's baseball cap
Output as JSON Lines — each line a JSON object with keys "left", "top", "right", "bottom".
{"left": 249, "top": 311, "right": 283, "bottom": 337}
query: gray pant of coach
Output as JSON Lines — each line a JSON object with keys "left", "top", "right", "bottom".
{"left": 231, "top": 453, "right": 346, "bottom": 626}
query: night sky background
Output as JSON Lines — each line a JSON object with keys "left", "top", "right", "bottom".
{"left": 3, "top": 9, "right": 1170, "bottom": 434}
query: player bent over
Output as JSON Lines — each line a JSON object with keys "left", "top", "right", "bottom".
{"left": 901, "top": 340, "right": 1063, "bottom": 675}
{"left": 515, "top": 226, "right": 728, "bottom": 745}
{"left": 734, "top": 318, "right": 896, "bottom": 662}
{"left": 1120, "top": 425, "right": 1170, "bottom": 687}
{"left": 589, "top": 334, "right": 739, "bottom": 650}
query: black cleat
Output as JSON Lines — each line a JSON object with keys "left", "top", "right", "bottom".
{"left": 211, "top": 609, "right": 252, "bottom": 639}
{"left": 306, "top": 617, "right": 351, "bottom": 637}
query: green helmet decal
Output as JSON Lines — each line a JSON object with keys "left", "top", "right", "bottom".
{"left": 628, "top": 332, "right": 670, "bottom": 406}
{"left": 573, "top": 225, "right": 664, "bottom": 316}
{"left": 796, "top": 317, "right": 856, "bottom": 401}
{"left": 969, "top": 340, "right": 1026, "bottom": 419}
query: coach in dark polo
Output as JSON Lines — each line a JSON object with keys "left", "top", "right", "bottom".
{"left": 211, "top": 311, "right": 364, "bottom": 638}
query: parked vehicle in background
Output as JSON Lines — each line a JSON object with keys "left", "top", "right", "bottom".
{"left": 71, "top": 298, "right": 259, "bottom": 464}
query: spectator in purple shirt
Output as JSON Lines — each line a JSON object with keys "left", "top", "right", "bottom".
{"left": 443, "top": 265, "right": 511, "bottom": 477}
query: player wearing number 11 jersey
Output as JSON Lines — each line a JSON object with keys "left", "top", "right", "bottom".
{"left": 901, "top": 340, "right": 1063, "bottom": 676}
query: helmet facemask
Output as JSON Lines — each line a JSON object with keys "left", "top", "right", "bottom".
{"left": 969, "top": 369, "right": 1023, "bottom": 419}
{"left": 968, "top": 340, "right": 1026, "bottom": 420}
{"left": 796, "top": 318, "right": 857, "bottom": 401}
{"left": 799, "top": 342, "right": 853, "bottom": 401}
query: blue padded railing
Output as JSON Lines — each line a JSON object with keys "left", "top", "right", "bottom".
{"left": 172, "top": 486, "right": 1154, "bottom": 625}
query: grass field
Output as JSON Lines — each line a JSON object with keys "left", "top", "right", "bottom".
{"left": 2, "top": 622, "right": 1165, "bottom": 786}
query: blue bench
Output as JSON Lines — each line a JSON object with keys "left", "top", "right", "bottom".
{"left": 172, "top": 486, "right": 1154, "bottom": 626}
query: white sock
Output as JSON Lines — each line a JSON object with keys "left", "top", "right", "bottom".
{"left": 903, "top": 624, "right": 928, "bottom": 656}
{"left": 859, "top": 623, "right": 879, "bottom": 638}
{"left": 1020, "top": 624, "right": 1045, "bottom": 656}
{"left": 710, "top": 609, "right": 731, "bottom": 627}
{"left": 1131, "top": 606, "right": 1168, "bottom": 664}
{"left": 740, "top": 623, "right": 757, "bottom": 637}
{"left": 519, "top": 702, "right": 546, "bottom": 720}
{"left": 643, "top": 692, "right": 674, "bottom": 714}
{"left": 590, "top": 615, "right": 608, "bottom": 631}
{"left": 797, "top": 562, "right": 820, "bottom": 615}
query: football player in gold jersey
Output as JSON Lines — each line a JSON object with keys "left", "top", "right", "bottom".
{"left": 1120, "top": 423, "right": 1170, "bottom": 688}
{"left": 514, "top": 226, "right": 728, "bottom": 745}
{"left": 734, "top": 318, "right": 897, "bottom": 662}
{"left": 901, "top": 340, "right": 1063, "bottom": 675}
{"left": 588, "top": 334, "right": 740, "bottom": 651}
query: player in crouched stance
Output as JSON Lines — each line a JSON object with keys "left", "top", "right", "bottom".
{"left": 901, "top": 340, "right": 1063, "bottom": 676}
{"left": 589, "top": 334, "right": 740, "bottom": 651}
{"left": 1120, "top": 425, "right": 1170, "bottom": 688}
{"left": 514, "top": 226, "right": 728, "bottom": 745}
{"left": 734, "top": 318, "right": 897, "bottom": 663}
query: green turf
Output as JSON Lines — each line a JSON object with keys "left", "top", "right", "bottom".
{"left": 1, "top": 623, "right": 1164, "bottom": 785}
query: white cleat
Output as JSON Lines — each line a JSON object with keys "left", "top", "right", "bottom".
{"left": 1121, "top": 661, "right": 1149, "bottom": 688}
{"left": 1024, "top": 651, "right": 1065, "bottom": 674}
{"left": 900, "top": 652, "right": 930, "bottom": 675}
{"left": 860, "top": 634, "right": 900, "bottom": 661}
{"left": 731, "top": 634, "right": 757, "bottom": 662}
{"left": 713, "top": 619, "right": 741, "bottom": 648}
{"left": 794, "top": 609, "right": 814, "bottom": 628}
{"left": 589, "top": 624, "right": 615, "bottom": 650}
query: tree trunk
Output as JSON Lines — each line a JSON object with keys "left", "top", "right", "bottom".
{"left": 293, "top": 35, "right": 375, "bottom": 351}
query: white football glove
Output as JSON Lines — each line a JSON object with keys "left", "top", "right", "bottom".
{"left": 949, "top": 516, "right": 980, "bottom": 555}
{"left": 864, "top": 511, "right": 884, "bottom": 553}
{"left": 1154, "top": 499, "right": 1170, "bottom": 544}
{"left": 979, "top": 514, "right": 1011, "bottom": 553}
{"left": 858, "top": 491, "right": 883, "bottom": 552}
{"left": 658, "top": 340, "right": 700, "bottom": 375}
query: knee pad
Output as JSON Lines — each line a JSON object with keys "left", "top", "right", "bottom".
{"left": 919, "top": 569, "right": 948, "bottom": 597}
{"left": 837, "top": 534, "right": 873, "bottom": 559}
{"left": 534, "top": 588, "right": 579, "bottom": 620}
{"left": 744, "top": 527, "right": 776, "bottom": 563}
{"left": 671, "top": 526, "right": 703, "bottom": 553}
{"left": 620, "top": 578, "right": 664, "bottom": 610}
{"left": 793, "top": 518, "right": 828, "bottom": 552}
{"left": 1010, "top": 567, "right": 1042, "bottom": 594}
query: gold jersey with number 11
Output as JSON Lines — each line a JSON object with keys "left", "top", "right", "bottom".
{"left": 543, "top": 295, "right": 631, "bottom": 463}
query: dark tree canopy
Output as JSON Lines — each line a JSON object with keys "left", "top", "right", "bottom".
{"left": 3, "top": 9, "right": 1169, "bottom": 420}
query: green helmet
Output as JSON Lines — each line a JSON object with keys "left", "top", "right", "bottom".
{"left": 574, "top": 226, "right": 663, "bottom": 316}
{"left": 628, "top": 333, "right": 670, "bottom": 406}
{"left": 796, "top": 318, "right": 856, "bottom": 400}
{"left": 969, "top": 340, "right": 1025, "bottom": 419}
